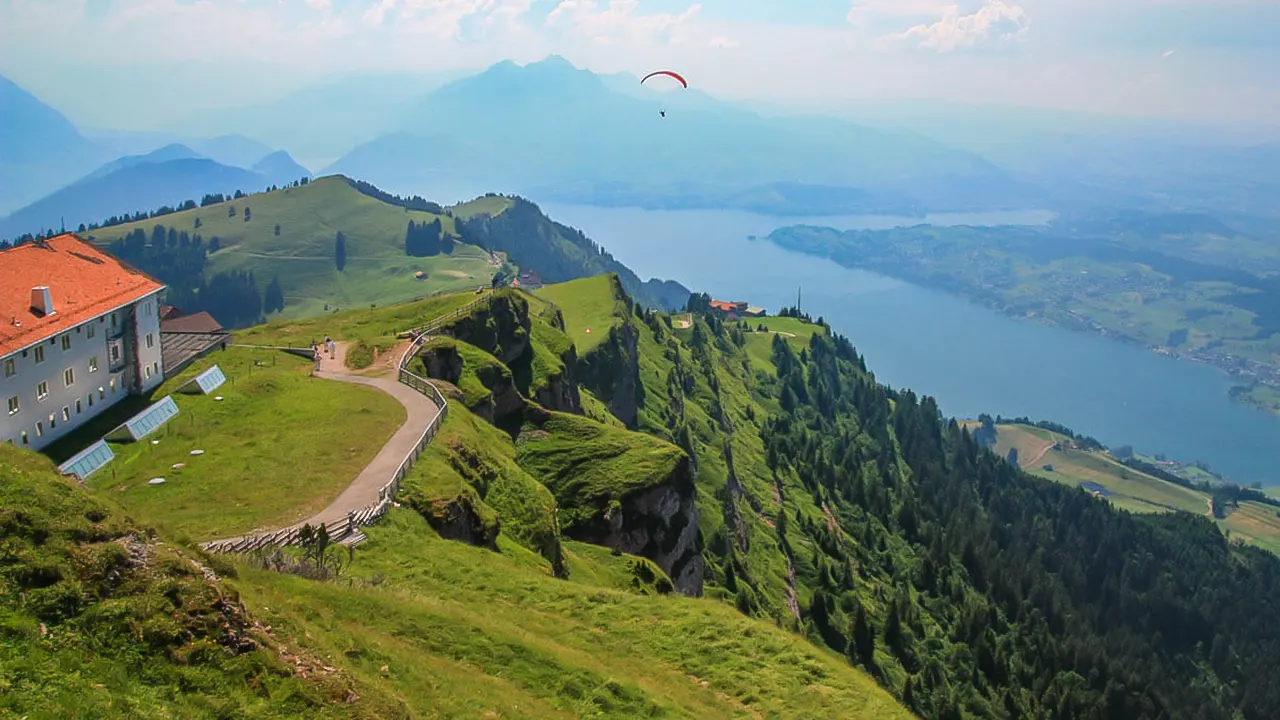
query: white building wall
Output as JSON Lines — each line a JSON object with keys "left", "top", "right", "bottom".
{"left": 133, "top": 292, "right": 165, "bottom": 394}
{"left": 0, "top": 290, "right": 166, "bottom": 451}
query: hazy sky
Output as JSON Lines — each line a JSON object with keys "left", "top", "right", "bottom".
{"left": 2, "top": 0, "right": 1277, "bottom": 130}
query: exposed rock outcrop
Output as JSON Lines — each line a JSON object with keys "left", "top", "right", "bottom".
{"left": 579, "top": 320, "right": 640, "bottom": 428}
{"left": 439, "top": 290, "right": 530, "bottom": 365}
{"left": 602, "top": 467, "right": 705, "bottom": 596}
{"left": 418, "top": 489, "right": 500, "bottom": 550}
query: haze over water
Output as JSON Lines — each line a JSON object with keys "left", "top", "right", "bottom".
{"left": 539, "top": 202, "right": 1280, "bottom": 487}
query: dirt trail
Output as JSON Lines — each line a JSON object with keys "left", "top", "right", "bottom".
{"left": 205, "top": 340, "right": 440, "bottom": 543}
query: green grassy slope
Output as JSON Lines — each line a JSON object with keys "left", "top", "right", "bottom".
{"left": 237, "top": 509, "right": 915, "bottom": 720}
{"left": 48, "top": 347, "right": 403, "bottom": 542}
{"left": 0, "top": 445, "right": 399, "bottom": 719}
{"left": 86, "top": 176, "right": 500, "bottom": 319}
{"left": 534, "top": 274, "right": 624, "bottom": 354}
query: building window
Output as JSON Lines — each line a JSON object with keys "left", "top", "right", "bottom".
{"left": 37, "top": 420, "right": 45, "bottom": 436}
{"left": 146, "top": 333, "right": 155, "bottom": 349}
{"left": 98, "top": 386, "right": 105, "bottom": 400}
{"left": 3, "top": 358, "right": 13, "bottom": 378}
{"left": 109, "top": 344, "right": 121, "bottom": 363}
{"left": 88, "top": 356, "right": 99, "bottom": 373}
{"left": 64, "top": 367, "right": 75, "bottom": 387}
{"left": 36, "top": 381, "right": 48, "bottom": 400}
{"left": 153, "top": 361, "right": 159, "bottom": 375}
{"left": 6, "top": 396, "right": 17, "bottom": 415}
{"left": 61, "top": 406, "right": 70, "bottom": 422}
{"left": 110, "top": 378, "right": 117, "bottom": 394}
{"left": 110, "top": 312, "right": 118, "bottom": 329}
{"left": 87, "top": 392, "right": 94, "bottom": 408}
{"left": 75, "top": 399, "right": 82, "bottom": 414}
{"left": 34, "top": 346, "right": 45, "bottom": 364}
{"left": 87, "top": 324, "right": 96, "bottom": 340}
{"left": 145, "top": 365, "right": 153, "bottom": 379}
{"left": 49, "top": 413, "right": 55, "bottom": 430}
{"left": 21, "top": 430, "right": 29, "bottom": 445}
{"left": 61, "top": 334, "right": 71, "bottom": 351}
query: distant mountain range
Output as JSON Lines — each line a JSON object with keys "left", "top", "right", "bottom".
{"left": 326, "top": 55, "right": 1045, "bottom": 215}
{"left": 0, "top": 143, "right": 310, "bottom": 239}
{"left": 0, "top": 73, "right": 312, "bottom": 231}
{"left": 0, "top": 75, "right": 108, "bottom": 215}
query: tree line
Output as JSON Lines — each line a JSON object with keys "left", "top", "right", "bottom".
{"left": 0, "top": 177, "right": 312, "bottom": 247}
{"left": 106, "top": 224, "right": 284, "bottom": 328}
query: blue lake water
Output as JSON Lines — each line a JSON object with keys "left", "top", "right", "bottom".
{"left": 537, "top": 202, "right": 1280, "bottom": 487}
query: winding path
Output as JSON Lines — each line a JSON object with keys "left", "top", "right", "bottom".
{"left": 304, "top": 343, "right": 441, "bottom": 528}
{"left": 202, "top": 341, "right": 441, "bottom": 549}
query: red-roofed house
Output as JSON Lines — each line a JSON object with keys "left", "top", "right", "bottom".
{"left": 1, "top": 235, "right": 167, "bottom": 450}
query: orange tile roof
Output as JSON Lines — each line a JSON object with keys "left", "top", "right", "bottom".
{"left": 0, "top": 234, "right": 165, "bottom": 357}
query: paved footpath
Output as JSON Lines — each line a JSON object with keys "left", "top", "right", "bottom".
{"left": 207, "top": 341, "right": 440, "bottom": 544}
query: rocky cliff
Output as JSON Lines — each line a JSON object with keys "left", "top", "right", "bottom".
{"left": 599, "top": 456, "right": 705, "bottom": 596}
{"left": 515, "top": 408, "right": 704, "bottom": 596}
{"left": 578, "top": 319, "right": 641, "bottom": 429}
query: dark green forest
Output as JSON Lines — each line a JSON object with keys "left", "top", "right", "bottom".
{"left": 680, "top": 307, "right": 1280, "bottom": 720}
{"left": 106, "top": 224, "right": 265, "bottom": 328}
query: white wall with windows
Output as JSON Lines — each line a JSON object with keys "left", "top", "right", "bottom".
{"left": 0, "top": 291, "right": 165, "bottom": 451}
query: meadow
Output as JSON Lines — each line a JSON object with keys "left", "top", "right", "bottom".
{"left": 79, "top": 347, "right": 403, "bottom": 541}
{"left": 85, "top": 176, "right": 502, "bottom": 319}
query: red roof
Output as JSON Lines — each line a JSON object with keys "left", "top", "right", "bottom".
{"left": 0, "top": 234, "right": 165, "bottom": 357}
{"left": 709, "top": 300, "right": 746, "bottom": 311}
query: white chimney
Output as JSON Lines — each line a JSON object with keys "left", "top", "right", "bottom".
{"left": 30, "top": 287, "right": 55, "bottom": 316}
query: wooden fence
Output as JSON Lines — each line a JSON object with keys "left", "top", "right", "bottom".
{"left": 199, "top": 294, "right": 494, "bottom": 554}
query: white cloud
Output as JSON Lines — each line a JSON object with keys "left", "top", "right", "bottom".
{"left": 1162, "top": 48, "right": 1176, "bottom": 58}
{"left": 882, "top": 1, "right": 1029, "bottom": 52}
{"left": 545, "top": 0, "right": 702, "bottom": 46}
{"left": 847, "top": 0, "right": 953, "bottom": 25}
{"left": 708, "top": 35, "right": 739, "bottom": 49}
{"left": 304, "top": 0, "right": 331, "bottom": 9}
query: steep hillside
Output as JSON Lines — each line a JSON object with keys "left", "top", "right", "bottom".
{"left": 0, "top": 444, "right": 399, "bottom": 718}
{"left": 453, "top": 195, "right": 690, "bottom": 309}
{"left": 4, "top": 289, "right": 913, "bottom": 717}
{"left": 525, "top": 278, "right": 1280, "bottom": 719}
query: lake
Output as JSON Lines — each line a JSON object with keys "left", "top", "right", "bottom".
{"left": 538, "top": 202, "right": 1280, "bottom": 487}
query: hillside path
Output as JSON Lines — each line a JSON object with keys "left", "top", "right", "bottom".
{"left": 301, "top": 341, "right": 441, "bottom": 529}
{"left": 209, "top": 341, "right": 440, "bottom": 545}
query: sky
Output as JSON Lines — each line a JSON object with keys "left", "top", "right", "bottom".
{"left": 1, "top": 0, "right": 1278, "bottom": 132}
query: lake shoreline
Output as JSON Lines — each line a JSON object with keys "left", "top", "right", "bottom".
{"left": 539, "top": 201, "right": 1280, "bottom": 486}
{"left": 761, "top": 232, "right": 1280, "bottom": 420}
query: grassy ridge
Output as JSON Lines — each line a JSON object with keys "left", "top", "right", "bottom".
{"left": 534, "top": 275, "right": 625, "bottom": 354}
{"left": 237, "top": 510, "right": 914, "bottom": 720}
{"left": 516, "top": 411, "right": 688, "bottom": 532}
{"left": 85, "top": 176, "right": 500, "bottom": 319}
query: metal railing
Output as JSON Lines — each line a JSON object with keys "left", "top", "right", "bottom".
{"left": 199, "top": 294, "right": 495, "bottom": 555}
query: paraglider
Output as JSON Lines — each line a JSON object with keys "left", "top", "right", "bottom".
{"left": 641, "top": 70, "right": 687, "bottom": 118}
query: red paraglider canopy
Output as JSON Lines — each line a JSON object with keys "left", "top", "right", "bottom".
{"left": 641, "top": 70, "right": 688, "bottom": 88}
